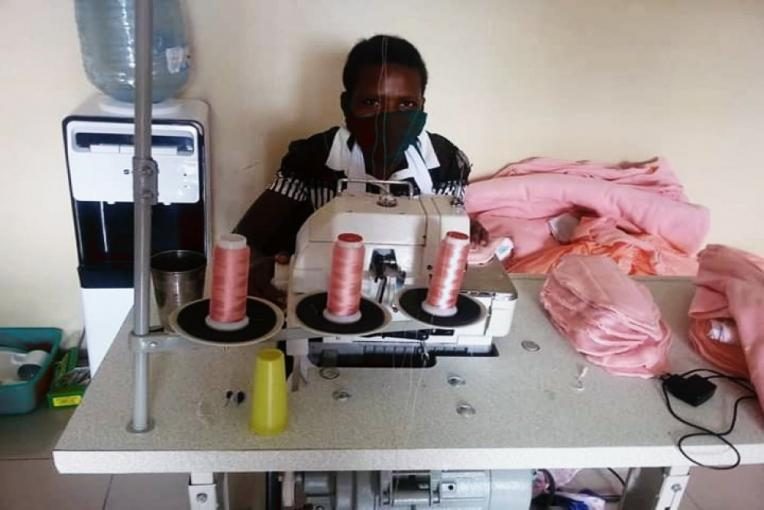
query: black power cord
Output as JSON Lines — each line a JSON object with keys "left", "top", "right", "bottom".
{"left": 660, "top": 368, "right": 757, "bottom": 470}
{"left": 607, "top": 468, "right": 626, "bottom": 488}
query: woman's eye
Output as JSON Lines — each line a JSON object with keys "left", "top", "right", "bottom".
{"left": 362, "top": 98, "right": 381, "bottom": 107}
{"left": 400, "top": 101, "right": 418, "bottom": 110}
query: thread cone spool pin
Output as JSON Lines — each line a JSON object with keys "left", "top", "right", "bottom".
{"left": 421, "top": 231, "right": 470, "bottom": 317}
{"left": 169, "top": 233, "right": 285, "bottom": 347}
{"left": 295, "top": 293, "right": 390, "bottom": 337}
{"left": 172, "top": 297, "right": 284, "bottom": 347}
{"left": 295, "top": 232, "right": 390, "bottom": 336}
{"left": 420, "top": 301, "right": 457, "bottom": 317}
{"left": 323, "top": 233, "right": 365, "bottom": 324}
{"left": 396, "top": 231, "right": 484, "bottom": 328}
{"left": 206, "top": 233, "right": 251, "bottom": 331}
{"left": 397, "top": 287, "right": 484, "bottom": 328}
{"left": 322, "top": 310, "right": 362, "bottom": 324}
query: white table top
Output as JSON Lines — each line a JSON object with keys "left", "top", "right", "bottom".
{"left": 54, "top": 277, "right": 764, "bottom": 474}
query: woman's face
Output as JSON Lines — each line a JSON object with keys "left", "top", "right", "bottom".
{"left": 348, "top": 63, "right": 424, "bottom": 118}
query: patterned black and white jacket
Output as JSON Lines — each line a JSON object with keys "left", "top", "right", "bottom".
{"left": 235, "top": 126, "right": 471, "bottom": 256}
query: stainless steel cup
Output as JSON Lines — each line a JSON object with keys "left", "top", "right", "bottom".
{"left": 150, "top": 250, "right": 206, "bottom": 331}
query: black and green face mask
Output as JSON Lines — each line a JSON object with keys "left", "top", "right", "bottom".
{"left": 345, "top": 110, "right": 428, "bottom": 169}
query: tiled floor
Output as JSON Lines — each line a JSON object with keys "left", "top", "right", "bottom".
{"left": 0, "top": 459, "right": 111, "bottom": 510}
{"left": 0, "top": 462, "right": 266, "bottom": 510}
{"left": 1, "top": 407, "right": 762, "bottom": 509}
{"left": 682, "top": 464, "right": 764, "bottom": 510}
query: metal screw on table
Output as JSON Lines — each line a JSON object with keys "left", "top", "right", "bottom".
{"left": 456, "top": 402, "right": 476, "bottom": 417}
{"left": 333, "top": 390, "right": 351, "bottom": 402}
{"left": 521, "top": 340, "right": 540, "bottom": 352}
{"left": 671, "top": 483, "right": 682, "bottom": 492}
{"left": 196, "top": 493, "right": 208, "bottom": 503}
{"left": 571, "top": 365, "right": 589, "bottom": 391}
{"left": 447, "top": 374, "right": 466, "bottom": 386}
{"left": 148, "top": 341, "right": 158, "bottom": 349}
{"left": 320, "top": 367, "right": 340, "bottom": 380}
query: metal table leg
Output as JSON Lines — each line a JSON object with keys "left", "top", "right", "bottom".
{"left": 189, "top": 472, "right": 219, "bottom": 510}
{"left": 620, "top": 466, "right": 690, "bottom": 510}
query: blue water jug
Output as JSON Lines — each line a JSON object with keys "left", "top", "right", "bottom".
{"left": 75, "top": 0, "right": 190, "bottom": 103}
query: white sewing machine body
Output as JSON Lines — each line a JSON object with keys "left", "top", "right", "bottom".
{"left": 285, "top": 190, "right": 517, "bottom": 366}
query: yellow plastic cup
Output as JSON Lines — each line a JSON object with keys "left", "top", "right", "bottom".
{"left": 249, "top": 348, "right": 288, "bottom": 435}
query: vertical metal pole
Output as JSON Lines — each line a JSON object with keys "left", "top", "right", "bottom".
{"left": 130, "top": 0, "right": 157, "bottom": 433}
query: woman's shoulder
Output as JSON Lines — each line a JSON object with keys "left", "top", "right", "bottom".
{"left": 286, "top": 126, "right": 342, "bottom": 156}
{"left": 426, "top": 131, "right": 471, "bottom": 180}
{"left": 427, "top": 131, "right": 467, "bottom": 156}
{"left": 279, "top": 127, "right": 342, "bottom": 178}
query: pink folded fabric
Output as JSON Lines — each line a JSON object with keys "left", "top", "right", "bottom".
{"left": 506, "top": 217, "right": 700, "bottom": 276}
{"left": 541, "top": 255, "right": 671, "bottom": 378}
{"left": 467, "top": 173, "right": 708, "bottom": 254}
{"left": 491, "top": 157, "right": 689, "bottom": 200}
{"left": 465, "top": 157, "right": 709, "bottom": 275}
{"left": 689, "top": 245, "right": 764, "bottom": 410}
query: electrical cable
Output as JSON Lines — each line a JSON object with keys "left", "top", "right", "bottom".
{"left": 675, "top": 368, "right": 755, "bottom": 392}
{"left": 607, "top": 468, "right": 626, "bottom": 488}
{"left": 660, "top": 368, "right": 757, "bottom": 470}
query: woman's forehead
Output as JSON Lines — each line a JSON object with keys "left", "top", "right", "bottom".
{"left": 353, "top": 64, "right": 423, "bottom": 97}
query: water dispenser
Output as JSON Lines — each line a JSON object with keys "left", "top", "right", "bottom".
{"left": 63, "top": 95, "right": 211, "bottom": 373}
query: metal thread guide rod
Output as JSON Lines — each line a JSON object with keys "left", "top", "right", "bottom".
{"left": 129, "top": 0, "right": 158, "bottom": 433}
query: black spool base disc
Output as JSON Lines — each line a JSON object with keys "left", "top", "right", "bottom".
{"left": 295, "top": 293, "right": 389, "bottom": 337}
{"left": 398, "top": 287, "right": 484, "bottom": 328}
{"left": 172, "top": 297, "right": 284, "bottom": 346}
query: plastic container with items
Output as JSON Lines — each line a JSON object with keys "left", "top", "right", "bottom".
{"left": 0, "top": 328, "right": 61, "bottom": 415}
{"left": 47, "top": 347, "right": 89, "bottom": 409}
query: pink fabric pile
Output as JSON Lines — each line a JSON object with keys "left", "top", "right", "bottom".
{"left": 541, "top": 255, "right": 672, "bottom": 378}
{"left": 689, "top": 245, "right": 764, "bottom": 411}
{"left": 466, "top": 157, "right": 709, "bottom": 275}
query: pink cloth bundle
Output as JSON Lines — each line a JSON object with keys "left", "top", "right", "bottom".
{"left": 487, "top": 157, "right": 689, "bottom": 200}
{"left": 465, "top": 157, "right": 709, "bottom": 275}
{"left": 499, "top": 216, "right": 700, "bottom": 276}
{"left": 541, "top": 255, "right": 671, "bottom": 378}
{"left": 689, "top": 245, "right": 764, "bottom": 410}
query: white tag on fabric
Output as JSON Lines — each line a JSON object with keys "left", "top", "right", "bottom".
{"left": 708, "top": 319, "right": 739, "bottom": 345}
{"left": 494, "top": 237, "right": 514, "bottom": 261}
{"left": 468, "top": 237, "right": 514, "bottom": 266}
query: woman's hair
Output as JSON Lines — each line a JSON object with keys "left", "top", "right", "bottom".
{"left": 342, "top": 35, "right": 428, "bottom": 94}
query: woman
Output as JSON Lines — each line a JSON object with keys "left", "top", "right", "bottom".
{"left": 235, "top": 34, "right": 486, "bottom": 301}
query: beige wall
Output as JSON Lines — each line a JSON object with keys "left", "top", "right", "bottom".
{"left": 1, "top": 0, "right": 763, "bottom": 334}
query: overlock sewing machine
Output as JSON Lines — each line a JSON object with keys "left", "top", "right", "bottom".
{"left": 286, "top": 180, "right": 518, "bottom": 370}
